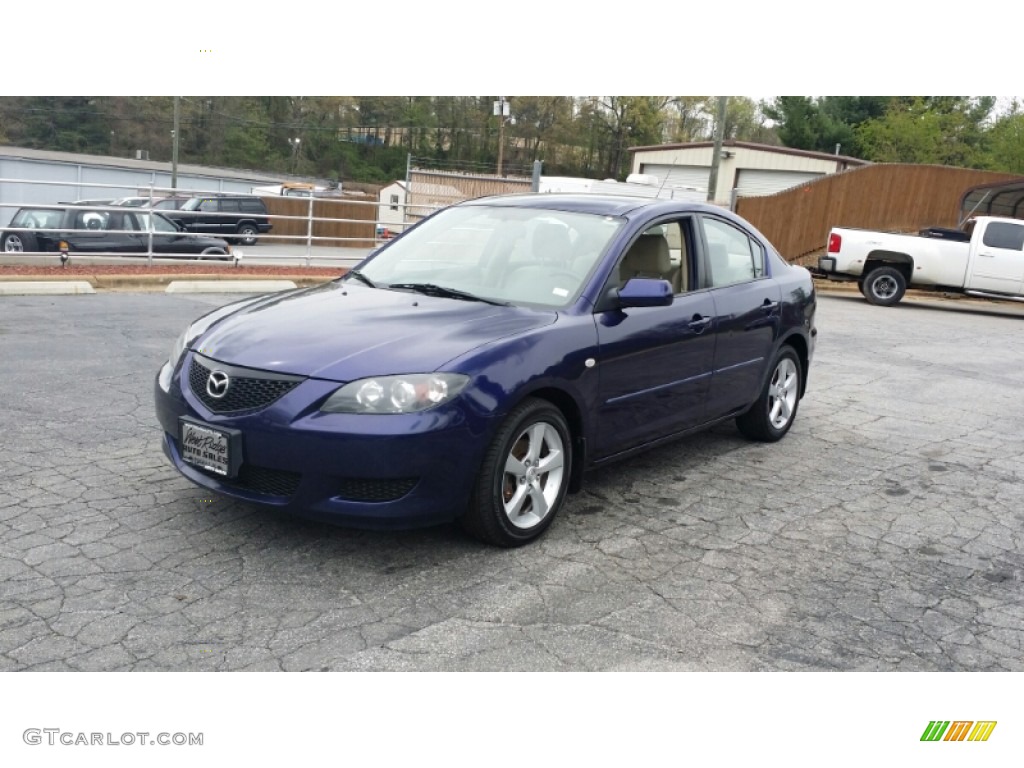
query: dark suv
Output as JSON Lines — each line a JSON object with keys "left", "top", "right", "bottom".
{"left": 1, "top": 205, "right": 232, "bottom": 257}
{"left": 168, "top": 195, "right": 272, "bottom": 245}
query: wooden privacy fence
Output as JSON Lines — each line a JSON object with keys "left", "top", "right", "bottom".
{"left": 406, "top": 169, "right": 532, "bottom": 222}
{"left": 735, "top": 164, "right": 1024, "bottom": 263}
{"left": 262, "top": 195, "right": 378, "bottom": 247}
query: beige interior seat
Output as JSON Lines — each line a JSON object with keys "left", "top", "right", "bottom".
{"left": 619, "top": 234, "right": 671, "bottom": 285}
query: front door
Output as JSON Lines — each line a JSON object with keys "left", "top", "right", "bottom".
{"left": 594, "top": 291, "right": 717, "bottom": 458}
{"left": 967, "top": 220, "right": 1024, "bottom": 295}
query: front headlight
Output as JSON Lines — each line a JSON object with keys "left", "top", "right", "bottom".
{"left": 321, "top": 373, "right": 470, "bottom": 414}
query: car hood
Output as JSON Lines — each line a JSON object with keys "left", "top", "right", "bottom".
{"left": 194, "top": 281, "right": 557, "bottom": 381}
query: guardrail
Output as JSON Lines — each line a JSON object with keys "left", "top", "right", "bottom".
{"left": 0, "top": 177, "right": 440, "bottom": 267}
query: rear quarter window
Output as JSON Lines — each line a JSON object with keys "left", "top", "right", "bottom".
{"left": 239, "top": 199, "right": 266, "bottom": 214}
{"left": 12, "top": 208, "right": 64, "bottom": 228}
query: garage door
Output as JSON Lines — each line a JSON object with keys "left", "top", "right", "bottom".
{"left": 639, "top": 164, "right": 710, "bottom": 193}
{"left": 735, "top": 169, "right": 824, "bottom": 197}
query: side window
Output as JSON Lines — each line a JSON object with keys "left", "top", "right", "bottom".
{"left": 702, "top": 217, "right": 764, "bottom": 288}
{"left": 616, "top": 219, "right": 695, "bottom": 294}
{"left": 75, "top": 211, "right": 109, "bottom": 231}
{"left": 198, "top": 199, "right": 218, "bottom": 212}
{"left": 982, "top": 222, "right": 1024, "bottom": 251}
{"left": 240, "top": 199, "right": 265, "bottom": 214}
{"left": 220, "top": 199, "right": 241, "bottom": 213}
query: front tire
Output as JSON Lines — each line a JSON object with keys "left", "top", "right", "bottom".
{"left": 863, "top": 266, "right": 906, "bottom": 306}
{"left": 736, "top": 347, "right": 802, "bottom": 442}
{"left": 462, "top": 398, "right": 571, "bottom": 547}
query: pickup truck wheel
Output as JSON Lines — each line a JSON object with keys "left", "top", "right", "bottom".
{"left": 736, "top": 347, "right": 802, "bottom": 442}
{"left": 863, "top": 266, "right": 906, "bottom": 307}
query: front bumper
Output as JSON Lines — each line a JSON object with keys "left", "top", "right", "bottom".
{"left": 155, "top": 354, "right": 490, "bottom": 530}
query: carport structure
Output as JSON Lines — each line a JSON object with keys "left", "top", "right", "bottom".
{"left": 961, "top": 178, "right": 1024, "bottom": 223}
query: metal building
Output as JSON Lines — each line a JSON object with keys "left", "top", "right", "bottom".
{"left": 0, "top": 146, "right": 284, "bottom": 227}
{"left": 629, "top": 140, "right": 869, "bottom": 205}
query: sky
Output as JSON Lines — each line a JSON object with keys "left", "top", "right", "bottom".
{"left": 3, "top": 3, "right": 1021, "bottom": 98}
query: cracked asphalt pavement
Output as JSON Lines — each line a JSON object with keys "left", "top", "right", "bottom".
{"left": 2, "top": 291, "right": 1023, "bottom": 671}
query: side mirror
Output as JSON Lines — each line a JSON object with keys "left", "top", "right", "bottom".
{"left": 617, "top": 277, "right": 674, "bottom": 308}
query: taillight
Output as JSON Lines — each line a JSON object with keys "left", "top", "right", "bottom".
{"left": 827, "top": 232, "right": 842, "bottom": 253}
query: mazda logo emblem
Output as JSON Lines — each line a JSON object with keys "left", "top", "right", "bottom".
{"left": 206, "top": 371, "right": 230, "bottom": 399}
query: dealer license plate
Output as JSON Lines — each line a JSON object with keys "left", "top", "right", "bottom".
{"left": 180, "top": 420, "right": 232, "bottom": 476}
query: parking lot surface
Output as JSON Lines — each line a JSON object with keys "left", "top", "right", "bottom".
{"left": 1, "top": 291, "right": 1023, "bottom": 671}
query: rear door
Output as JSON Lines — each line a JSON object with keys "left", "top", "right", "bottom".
{"left": 698, "top": 215, "right": 781, "bottom": 418}
{"left": 65, "top": 209, "right": 131, "bottom": 254}
{"left": 966, "top": 220, "right": 1024, "bottom": 295}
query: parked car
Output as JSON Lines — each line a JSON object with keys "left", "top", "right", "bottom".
{"left": 1, "top": 205, "right": 232, "bottom": 258}
{"left": 819, "top": 216, "right": 1024, "bottom": 305}
{"left": 155, "top": 194, "right": 816, "bottom": 546}
{"left": 167, "top": 194, "right": 272, "bottom": 245}
{"left": 111, "top": 196, "right": 191, "bottom": 210}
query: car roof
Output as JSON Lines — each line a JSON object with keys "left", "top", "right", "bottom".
{"left": 461, "top": 193, "right": 723, "bottom": 218}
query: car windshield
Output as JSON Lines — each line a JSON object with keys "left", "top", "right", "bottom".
{"left": 358, "top": 204, "right": 623, "bottom": 307}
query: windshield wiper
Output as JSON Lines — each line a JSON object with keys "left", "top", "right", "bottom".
{"left": 387, "top": 282, "right": 509, "bottom": 306}
{"left": 345, "top": 269, "right": 376, "bottom": 288}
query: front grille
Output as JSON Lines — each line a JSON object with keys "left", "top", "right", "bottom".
{"left": 334, "top": 477, "right": 418, "bottom": 503}
{"left": 195, "top": 462, "right": 302, "bottom": 499}
{"left": 189, "top": 354, "right": 303, "bottom": 414}
{"left": 230, "top": 465, "right": 302, "bottom": 497}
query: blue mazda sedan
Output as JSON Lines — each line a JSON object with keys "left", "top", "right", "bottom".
{"left": 155, "top": 194, "right": 816, "bottom": 546}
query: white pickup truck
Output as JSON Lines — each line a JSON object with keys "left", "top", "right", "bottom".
{"left": 817, "top": 216, "right": 1024, "bottom": 306}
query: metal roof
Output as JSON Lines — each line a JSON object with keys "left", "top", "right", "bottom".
{"left": 960, "top": 177, "right": 1024, "bottom": 222}
{"left": 628, "top": 139, "right": 869, "bottom": 167}
{"left": 0, "top": 145, "right": 284, "bottom": 183}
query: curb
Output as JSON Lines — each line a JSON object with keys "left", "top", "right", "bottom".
{"left": 0, "top": 280, "right": 96, "bottom": 296}
{"left": 0, "top": 274, "right": 335, "bottom": 291}
{"left": 165, "top": 280, "right": 298, "bottom": 294}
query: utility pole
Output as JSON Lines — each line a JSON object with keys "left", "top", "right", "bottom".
{"left": 171, "top": 96, "right": 180, "bottom": 190}
{"left": 494, "top": 97, "right": 510, "bottom": 176}
{"left": 707, "top": 96, "right": 727, "bottom": 203}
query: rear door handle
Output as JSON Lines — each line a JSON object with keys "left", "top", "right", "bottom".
{"left": 762, "top": 299, "right": 780, "bottom": 314}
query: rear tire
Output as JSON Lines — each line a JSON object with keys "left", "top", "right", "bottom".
{"left": 3, "top": 232, "right": 37, "bottom": 253}
{"left": 236, "top": 224, "right": 258, "bottom": 246}
{"left": 462, "top": 398, "right": 571, "bottom": 547}
{"left": 736, "top": 347, "right": 802, "bottom": 442}
{"left": 863, "top": 266, "right": 906, "bottom": 306}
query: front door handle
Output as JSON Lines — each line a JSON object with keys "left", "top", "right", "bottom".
{"left": 688, "top": 314, "right": 713, "bottom": 332}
